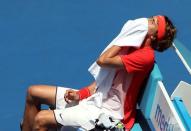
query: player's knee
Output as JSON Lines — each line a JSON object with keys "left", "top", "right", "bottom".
{"left": 33, "top": 111, "right": 48, "bottom": 129}
{"left": 26, "top": 85, "right": 40, "bottom": 102}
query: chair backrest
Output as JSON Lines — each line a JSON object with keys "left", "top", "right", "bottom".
{"left": 172, "top": 97, "right": 191, "bottom": 131}
{"left": 139, "top": 63, "right": 163, "bottom": 118}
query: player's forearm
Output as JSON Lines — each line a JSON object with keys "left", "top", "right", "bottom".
{"left": 96, "top": 45, "right": 124, "bottom": 68}
{"left": 87, "top": 81, "right": 96, "bottom": 95}
{"left": 97, "top": 56, "right": 123, "bottom": 68}
{"left": 76, "top": 82, "right": 96, "bottom": 101}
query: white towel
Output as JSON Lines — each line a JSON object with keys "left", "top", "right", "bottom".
{"left": 88, "top": 18, "right": 148, "bottom": 102}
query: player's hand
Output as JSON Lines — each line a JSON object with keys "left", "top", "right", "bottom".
{"left": 64, "top": 89, "right": 80, "bottom": 103}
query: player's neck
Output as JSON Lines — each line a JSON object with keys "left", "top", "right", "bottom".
{"left": 141, "top": 37, "right": 152, "bottom": 48}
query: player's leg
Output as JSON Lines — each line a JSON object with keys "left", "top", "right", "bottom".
{"left": 22, "top": 85, "right": 57, "bottom": 131}
{"left": 33, "top": 110, "right": 57, "bottom": 131}
{"left": 53, "top": 93, "right": 101, "bottom": 131}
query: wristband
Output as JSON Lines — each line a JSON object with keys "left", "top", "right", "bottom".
{"left": 77, "top": 87, "right": 91, "bottom": 100}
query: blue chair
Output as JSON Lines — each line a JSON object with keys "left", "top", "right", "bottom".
{"left": 139, "top": 64, "right": 163, "bottom": 118}
{"left": 172, "top": 97, "right": 191, "bottom": 131}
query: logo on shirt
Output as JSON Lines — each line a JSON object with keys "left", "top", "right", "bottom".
{"left": 59, "top": 113, "right": 63, "bottom": 120}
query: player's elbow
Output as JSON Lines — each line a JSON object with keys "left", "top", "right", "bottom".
{"left": 96, "top": 57, "right": 114, "bottom": 67}
{"left": 96, "top": 57, "right": 106, "bottom": 67}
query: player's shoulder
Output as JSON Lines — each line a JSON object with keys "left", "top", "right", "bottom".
{"left": 135, "top": 47, "right": 155, "bottom": 64}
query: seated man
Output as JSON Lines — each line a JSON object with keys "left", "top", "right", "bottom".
{"left": 21, "top": 15, "right": 176, "bottom": 131}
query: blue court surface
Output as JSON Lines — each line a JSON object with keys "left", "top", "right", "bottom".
{"left": 0, "top": 0, "right": 191, "bottom": 130}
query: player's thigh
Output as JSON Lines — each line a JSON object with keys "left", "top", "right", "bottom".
{"left": 27, "top": 85, "right": 57, "bottom": 107}
{"left": 54, "top": 104, "right": 101, "bottom": 130}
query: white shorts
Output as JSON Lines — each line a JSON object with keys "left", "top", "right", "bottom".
{"left": 53, "top": 87, "right": 102, "bottom": 130}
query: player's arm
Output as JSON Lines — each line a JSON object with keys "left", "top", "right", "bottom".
{"left": 96, "top": 45, "right": 124, "bottom": 68}
{"left": 64, "top": 81, "right": 96, "bottom": 103}
{"left": 86, "top": 81, "right": 96, "bottom": 95}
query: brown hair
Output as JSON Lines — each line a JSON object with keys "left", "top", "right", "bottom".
{"left": 151, "top": 16, "right": 177, "bottom": 52}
